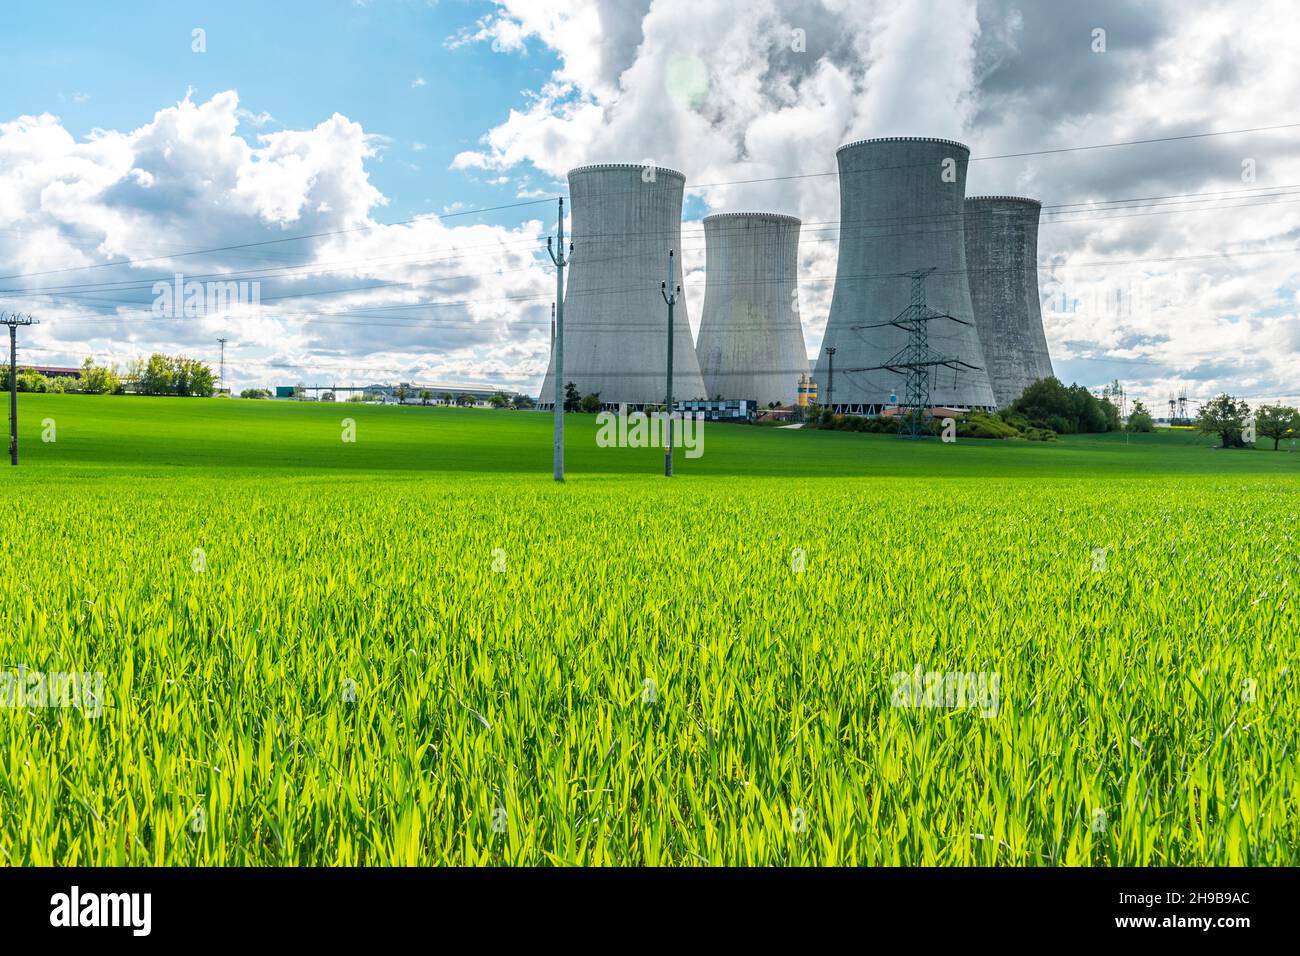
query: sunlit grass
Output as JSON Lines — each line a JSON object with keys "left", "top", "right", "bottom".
{"left": 0, "top": 395, "right": 1296, "bottom": 864}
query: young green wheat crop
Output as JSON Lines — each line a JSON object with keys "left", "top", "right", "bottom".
{"left": 2, "top": 463, "right": 1295, "bottom": 864}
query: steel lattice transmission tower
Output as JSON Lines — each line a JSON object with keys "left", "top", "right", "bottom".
{"left": 847, "top": 269, "right": 983, "bottom": 439}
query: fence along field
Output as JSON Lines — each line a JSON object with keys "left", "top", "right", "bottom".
{"left": 0, "top": 394, "right": 1296, "bottom": 864}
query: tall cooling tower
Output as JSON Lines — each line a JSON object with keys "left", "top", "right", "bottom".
{"left": 813, "top": 137, "right": 995, "bottom": 413}
{"left": 538, "top": 163, "right": 706, "bottom": 408}
{"left": 963, "top": 196, "right": 1054, "bottom": 406}
{"left": 696, "top": 213, "right": 808, "bottom": 405}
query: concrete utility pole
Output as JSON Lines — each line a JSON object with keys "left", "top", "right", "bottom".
{"left": 660, "top": 250, "right": 680, "bottom": 477}
{"left": 217, "top": 337, "right": 228, "bottom": 390}
{"left": 3, "top": 312, "right": 38, "bottom": 466}
{"left": 823, "top": 346, "right": 836, "bottom": 412}
{"left": 547, "top": 198, "right": 571, "bottom": 482}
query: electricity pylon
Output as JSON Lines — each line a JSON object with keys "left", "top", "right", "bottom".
{"left": 847, "top": 269, "right": 982, "bottom": 439}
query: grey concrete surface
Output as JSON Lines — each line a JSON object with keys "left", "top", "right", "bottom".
{"left": 963, "top": 196, "right": 1055, "bottom": 406}
{"left": 696, "top": 213, "right": 808, "bottom": 405}
{"left": 539, "top": 164, "right": 706, "bottom": 408}
{"left": 813, "top": 137, "right": 995, "bottom": 412}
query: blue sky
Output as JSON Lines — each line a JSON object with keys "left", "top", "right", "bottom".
{"left": 0, "top": 0, "right": 556, "bottom": 225}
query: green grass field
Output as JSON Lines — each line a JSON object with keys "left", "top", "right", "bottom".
{"left": 1, "top": 394, "right": 1297, "bottom": 865}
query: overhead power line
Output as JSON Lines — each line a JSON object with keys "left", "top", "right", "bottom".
{"left": 2, "top": 121, "right": 1296, "bottom": 286}
{"left": 0, "top": 197, "right": 559, "bottom": 283}
{"left": 10, "top": 239, "right": 1296, "bottom": 329}
{"left": 5, "top": 187, "right": 1298, "bottom": 310}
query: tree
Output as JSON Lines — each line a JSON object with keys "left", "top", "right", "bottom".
{"left": 1011, "top": 377, "right": 1119, "bottom": 434}
{"left": 1127, "top": 401, "right": 1155, "bottom": 433}
{"left": 1096, "top": 393, "right": 1122, "bottom": 432}
{"left": 17, "top": 368, "right": 48, "bottom": 392}
{"left": 439, "top": 392, "right": 453, "bottom": 406}
{"left": 79, "top": 358, "right": 120, "bottom": 395}
{"left": 395, "top": 384, "right": 409, "bottom": 404}
{"left": 579, "top": 392, "right": 602, "bottom": 413}
{"left": 240, "top": 388, "right": 271, "bottom": 399}
{"left": 419, "top": 389, "right": 432, "bottom": 406}
{"left": 512, "top": 394, "right": 536, "bottom": 410}
{"left": 320, "top": 391, "right": 335, "bottom": 403}
{"left": 489, "top": 391, "right": 510, "bottom": 409}
{"left": 1198, "top": 394, "right": 1251, "bottom": 448}
{"left": 188, "top": 357, "right": 216, "bottom": 397}
{"left": 563, "top": 382, "right": 582, "bottom": 413}
{"left": 1254, "top": 403, "right": 1300, "bottom": 450}
{"left": 457, "top": 392, "right": 477, "bottom": 407}
{"left": 123, "top": 358, "right": 146, "bottom": 393}
{"left": 1071, "top": 384, "right": 1111, "bottom": 433}
{"left": 173, "top": 356, "right": 215, "bottom": 397}
{"left": 135, "top": 354, "right": 173, "bottom": 395}
{"left": 1011, "top": 377, "right": 1077, "bottom": 432}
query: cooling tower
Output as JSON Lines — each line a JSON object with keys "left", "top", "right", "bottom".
{"left": 813, "top": 137, "right": 995, "bottom": 413}
{"left": 963, "top": 196, "right": 1054, "bottom": 406}
{"left": 538, "top": 163, "right": 706, "bottom": 408}
{"left": 696, "top": 213, "right": 808, "bottom": 405}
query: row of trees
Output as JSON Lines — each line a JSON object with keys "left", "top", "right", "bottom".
{"left": 1013, "top": 381, "right": 1300, "bottom": 449}
{"left": 1198, "top": 395, "right": 1300, "bottom": 450}
{"left": 6, "top": 354, "right": 216, "bottom": 397}
{"left": 388, "top": 388, "right": 533, "bottom": 408}
{"left": 8, "top": 357, "right": 123, "bottom": 394}
{"left": 252, "top": 386, "right": 537, "bottom": 408}
{"left": 129, "top": 354, "right": 216, "bottom": 396}
{"left": 563, "top": 382, "right": 604, "bottom": 413}
{"left": 1009, "top": 377, "right": 1125, "bottom": 434}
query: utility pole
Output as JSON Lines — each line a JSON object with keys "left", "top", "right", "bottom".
{"left": 1119, "top": 384, "right": 1129, "bottom": 444}
{"left": 660, "top": 250, "right": 680, "bottom": 477}
{"left": 3, "top": 312, "right": 38, "bottom": 466}
{"left": 546, "top": 198, "right": 572, "bottom": 482}
{"left": 823, "top": 346, "right": 836, "bottom": 413}
{"left": 217, "top": 337, "right": 228, "bottom": 391}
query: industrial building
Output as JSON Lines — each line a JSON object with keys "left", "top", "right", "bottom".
{"left": 538, "top": 163, "right": 706, "bottom": 409}
{"left": 963, "top": 196, "right": 1055, "bottom": 406}
{"left": 677, "top": 398, "right": 759, "bottom": 422}
{"left": 813, "top": 137, "right": 996, "bottom": 414}
{"left": 695, "top": 213, "right": 808, "bottom": 406}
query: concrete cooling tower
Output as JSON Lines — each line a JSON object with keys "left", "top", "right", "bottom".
{"left": 696, "top": 213, "right": 808, "bottom": 406}
{"left": 538, "top": 163, "right": 706, "bottom": 408}
{"left": 813, "top": 137, "right": 995, "bottom": 413}
{"left": 963, "top": 196, "right": 1054, "bottom": 406}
